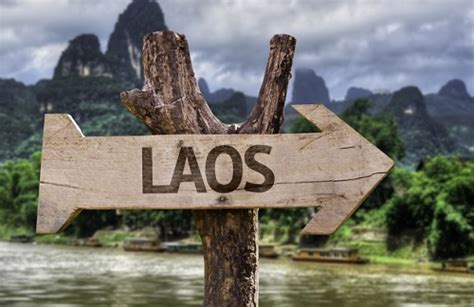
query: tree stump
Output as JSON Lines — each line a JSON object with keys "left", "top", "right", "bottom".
{"left": 121, "top": 31, "right": 295, "bottom": 307}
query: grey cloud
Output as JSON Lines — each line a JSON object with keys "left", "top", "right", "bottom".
{"left": 160, "top": 0, "right": 473, "bottom": 98}
{"left": 0, "top": 0, "right": 473, "bottom": 99}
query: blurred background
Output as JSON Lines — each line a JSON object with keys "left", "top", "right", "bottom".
{"left": 0, "top": 0, "right": 473, "bottom": 306}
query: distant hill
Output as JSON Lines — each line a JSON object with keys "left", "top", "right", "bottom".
{"left": 197, "top": 77, "right": 257, "bottom": 121}
{"left": 383, "top": 86, "right": 459, "bottom": 165}
{"left": 106, "top": 0, "right": 168, "bottom": 86}
{"left": 198, "top": 78, "right": 235, "bottom": 103}
{"left": 54, "top": 34, "right": 113, "bottom": 80}
{"left": 283, "top": 69, "right": 472, "bottom": 166}
{"left": 291, "top": 68, "right": 330, "bottom": 105}
{"left": 345, "top": 87, "right": 373, "bottom": 102}
{"left": 54, "top": 0, "right": 168, "bottom": 86}
{"left": 425, "top": 79, "right": 474, "bottom": 154}
{"left": 284, "top": 68, "right": 336, "bottom": 127}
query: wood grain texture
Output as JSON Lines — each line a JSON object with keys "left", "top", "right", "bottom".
{"left": 119, "top": 31, "right": 295, "bottom": 307}
{"left": 37, "top": 104, "right": 393, "bottom": 234}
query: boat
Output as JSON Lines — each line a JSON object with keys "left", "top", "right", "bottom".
{"left": 292, "top": 247, "right": 368, "bottom": 264}
{"left": 432, "top": 259, "right": 473, "bottom": 274}
{"left": 123, "top": 238, "right": 165, "bottom": 252}
{"left": 162, "top": 242, "right": 202, "bottom": 254}
{"left": 74, "top": 237, "right": 102, "bottom": 247}
{"left": 259, "top": 244, "right": 279, "bottom": 259}
{"left": 9, "top": 235, "right": 33, "bottom": 243}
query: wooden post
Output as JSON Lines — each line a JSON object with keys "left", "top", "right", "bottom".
{"left": 121, "top": 31, "right": 295, "bottom": 306}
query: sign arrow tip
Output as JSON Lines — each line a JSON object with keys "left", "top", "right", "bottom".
{"left": 292, "top": 104, "right": 394, "bottom": 235}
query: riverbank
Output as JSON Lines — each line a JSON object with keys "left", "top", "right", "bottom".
{"left": 0, "top": 225, "right": 444, "bottom": 267}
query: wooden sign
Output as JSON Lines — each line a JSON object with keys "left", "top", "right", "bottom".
{"left": 36, "top": 104, "right": 393, "bottom": 235}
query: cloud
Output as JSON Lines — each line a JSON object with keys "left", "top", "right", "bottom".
{"left": 1, "top": 0, "right": 473, "bottom": 99}
{"left": 0, "top": 0, "right": 129, "bottom": 82}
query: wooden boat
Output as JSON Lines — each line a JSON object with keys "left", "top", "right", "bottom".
{"left": 259, "top": 244, "right": 279, "bottom": 259}
{"left": 162, "top": 242, "right": 202, "bottom": 254}
{"left": 123, "top": 238, "right": 165, "bottom": 252}
{"left": 292, "top": 247, "right": 368, "bottom": 264}
{"left": 9, "top": 235, "right": 33, "bottom": 243}
{"left": 432, "top": 259, "right": 473, "bottom": 274}
{"left": 74, "top": 237, "right": 102, "bottom": 247}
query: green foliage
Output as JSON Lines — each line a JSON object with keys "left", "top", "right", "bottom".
{"left": 0, "top": 224, "right": 34, "bottom": 240}
{"left": 81, "top": 103, "right": 148, "bottom": 136}
{"left": 356, "top": 203, "right": 389, "bottom": 228}
{"left": 0, "top": 153, "right": 40, "bottom": 231}
{"left": 14, "top": 133, "right": 43, "bottom": 159}
{"left": 341, "top": 99, "right": 404, "bottom": 160}
{"left": 386, "top": 178, "right": 437, "bottom": 241}
{"left": 428, "top": 159, "right": 474, "bottom": 259}
{"left": 122, "top": 210, "right": 194, "bottom": 240}
{"left": 327, "top": 224, "right": 353, "bottom": 244}
{"left": 67, "top": 210, "right": 119, "bottom": 238}
{"left": 387, "top": 157, "right": 474, "bottom": 259}
{"left": 208, "top": 92, "right": 249, "bottom": 124}
{"left": 1, "top": 76, "right": 133, "bottom": 160}
{"left": 423, "top": 156, "right": 463, "bottom": 184}
{"left": 342, "top": 100, "right": 403, "bottom": 211}
{"left": 288, "top": 117, "right": 319, "bottom": 133}
{"left": 259, "top": 208, "right": 312, "bottom": 243}
{"left": 0, "top": 152, "right": 120, "bottom": 238}
{"left": 35, "top": 76, "right": 127, "bottom": 118}
{"left": 0, "top": 79, "right": 39, "bottom": 161}
{"left": 429, "top": 199, "right": 473, "bottom": 259}
{"left": 348, "top": 241, "right": 426, "bottom": 264}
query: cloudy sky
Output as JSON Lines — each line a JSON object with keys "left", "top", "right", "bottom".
{"left": 1, "top": 0, "right": 473, "bottom": 99}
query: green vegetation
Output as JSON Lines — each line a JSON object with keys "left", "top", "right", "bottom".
{"left": 34, "top": 233, "right": 74, "bottom": 245}
{"left": 387, "top": 156, "right": 474, "bottom": 259}
{"left": 122, "top": 210, "right": 194, "bottom": 240}
{"left": 259, "top": 208, "right": 313, "bottom": 243}
{"left": 347, "top": 241, "right": 425, "bottom": 265}
{"left": 0, "top": 79, "right": 39, "bottom": 161}
{"left": 0, "top": 91, "right": 472, "bottom": 263}
{"left": 288, "top": 99, "right": 473, "bottom": 261}
{"left": 289, "top": 99, "right": 405, "bottom": 161}
{"left": 341, "top": 99, "right": 404, "bottom": 160}
{"left": 0, "top": 153, "right": 40, "bottom": 234}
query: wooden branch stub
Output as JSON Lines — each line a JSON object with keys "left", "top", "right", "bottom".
{"left": 120, "top": 32, "right": 230, "bottom": 135}
{"left": 239, "top": 34, "right": 296, "bottom": 134}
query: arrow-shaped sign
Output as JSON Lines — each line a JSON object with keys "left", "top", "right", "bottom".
{"left": 36, "top": 104, "right": 393, "bottom": 235}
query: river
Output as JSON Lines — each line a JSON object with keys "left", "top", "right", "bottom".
{"left": 0, "top": 241, "right": 473, "bottom": 306}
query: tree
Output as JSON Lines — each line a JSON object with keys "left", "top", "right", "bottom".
{"left": 428, "top": 159, "right": 474, "bottom": 259}
{"left": 387, "top": 156, "right": 474, "bottom": 259}
{"left": 0, "top": 152, "right": 41, "bottom": 230}
{"left": 386, "top": 170, "right": 437, "bottom": 241}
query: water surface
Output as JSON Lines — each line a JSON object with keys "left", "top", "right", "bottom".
{"left": 0, "top": 242, "right": 473, "bottom": 306}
